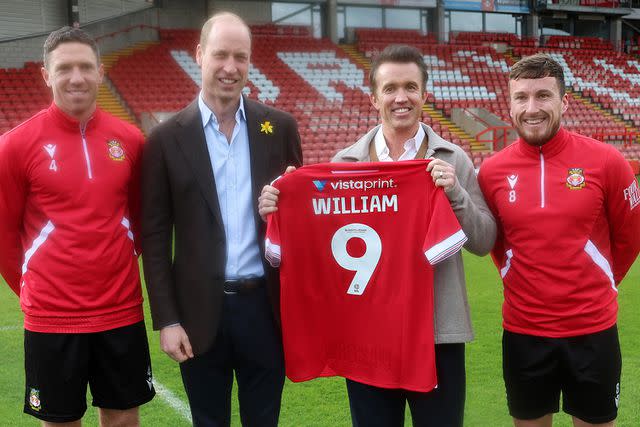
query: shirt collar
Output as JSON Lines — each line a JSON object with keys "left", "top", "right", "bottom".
{"left": 198, "top": 92, "right": 246, "bottom": 129}
{"left": 374, "top": 125, "right": 425, "bottom": 161}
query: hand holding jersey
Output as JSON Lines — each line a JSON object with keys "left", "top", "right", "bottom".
{"left": 427, "top": 157, "right": 458, "bottom": 193}
{"left": 259, "top": 165, "right": 297, "bottom": 221}
{"left": 259, "top": 160, "right": 458, "bottom": 219}
{"left": 264, "top": 160, "right": 466, "bottom": 391}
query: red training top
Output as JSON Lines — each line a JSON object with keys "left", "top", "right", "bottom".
{"left": 0, "top": 103, "right": 144, "bottom": 333}
{"left": 479, "top": 127, "right": 640, "bottom": 338}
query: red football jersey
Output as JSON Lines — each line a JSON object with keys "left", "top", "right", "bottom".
{"left": 265, "top": 160, "right": 467, "bottom": 392}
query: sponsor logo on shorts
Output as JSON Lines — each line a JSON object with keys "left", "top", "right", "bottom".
{"left": 615, "top": 382, "right": 620, "bottom": 408}
{"left": 146, "top": 365, "right": 154, "bottom": 391}
{"left": 29, "top": 388, "right": 41, "bottom": 411}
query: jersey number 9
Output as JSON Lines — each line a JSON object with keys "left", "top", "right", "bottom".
{"left": 331, "top": 223, "right": 382, "bottom": 296}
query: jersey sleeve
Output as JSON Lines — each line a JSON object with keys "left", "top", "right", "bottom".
{"left": 128, "top": 131, "right": 144, "bottom": 256}
{"left": 0, "top": 134, "right": 26, "bottom": 295}
{"left": 265, "top": 177, "right": 284, "bottom": 268}
{"left": 423, "top": 185, "right": 468, "bottom": 265}
{"left": 265, "top": 212, "right": 282, "bottom": 267}
{"left": 604, "top": 150, "right": 640, "bottom": 284}
{"left": 477, "top": 164, "right": 507, "bottom": 271}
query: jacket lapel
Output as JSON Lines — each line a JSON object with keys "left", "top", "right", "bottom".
{"left": 175, "top": 100, "right": 224, "bottom": 230}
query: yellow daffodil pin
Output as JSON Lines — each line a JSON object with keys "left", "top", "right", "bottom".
{"left": 260, "top": 120, "right": 274, "bottom": 135}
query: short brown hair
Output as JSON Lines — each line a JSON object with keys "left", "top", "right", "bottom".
{"left": 43, "top": 26, "right": 100, "bottom": 69}
{"left": 200, "top": 11, "right": 252, "bottom": 50}
{"left": 369, "top": 44, "right": 428, "bottom": 93}
{"left": 509, "top": 53, "right": 566, "bottom": 96}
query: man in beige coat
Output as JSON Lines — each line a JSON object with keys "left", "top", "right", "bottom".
{"left": 259, "top": 44, "right": 495, "bottom": 427}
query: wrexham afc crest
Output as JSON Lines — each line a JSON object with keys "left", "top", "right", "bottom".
{"left": 566, "top": 168, "right": 585, "bottom": 190}
{"left": 108, "top": 140, "right": 126, "bottom": 161}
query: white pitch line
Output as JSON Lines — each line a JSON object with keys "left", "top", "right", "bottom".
{"left": 0, "top": 325, "right": 20, "bottom": 331}
{"left": 154, "top": 380, "right": 192, "bottom": 423}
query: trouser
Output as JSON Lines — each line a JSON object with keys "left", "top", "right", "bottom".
{"left": 346, "top": 343, "right": 466, "bottom": 427}
{"left": 180, "top": 287, "right": 285, "bottom": 427}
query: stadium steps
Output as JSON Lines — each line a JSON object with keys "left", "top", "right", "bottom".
{"left": 98, "top": 42, "right": 158, "bottom": 124}
{"left": 97, "top": 82, "right": 136, "bottom": 124}
{"left": 422, "top": 104, "right": 481, "bottom": 151}
{"left": 101, "top": 41, "right": 157, "bottom": 72}
{"left": 339, "top": 44, "right": 371, "bottom": 70}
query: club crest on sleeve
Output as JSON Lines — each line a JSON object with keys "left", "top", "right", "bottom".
{"left": 107, "top": 140, "right": 125, "bottom": 161}
{"left": 29, "top": 388, "right": 41, "bottom": 411}
{"left": 566, "top": 168, "right": 585, "bottom": 190}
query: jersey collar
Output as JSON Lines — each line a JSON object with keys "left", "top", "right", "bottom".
{"left": 517, "top": 126, "right": 569, "bottom": 159}
{"left": 48, "top": 102, "right": 100, "bottom": 131}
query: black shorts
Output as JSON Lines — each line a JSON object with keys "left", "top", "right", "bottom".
{"left": 24, "top": 321, "right": 155, "bottom": 423}
{"left": 503, "top": 325, "right": 621, "bottom": 424}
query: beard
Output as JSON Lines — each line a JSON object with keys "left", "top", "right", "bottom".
{"left": 513, "top": 114, "right": 561, "bottom": 146}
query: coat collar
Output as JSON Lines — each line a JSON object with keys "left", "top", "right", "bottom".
{"left": 338, "top": 122, "right": 455, "bottom": 162}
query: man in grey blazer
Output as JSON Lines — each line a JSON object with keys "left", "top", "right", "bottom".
{"left": 142, "top": 12, "right": 301, "bottom": 426}
{"left": 259, "top": 44, "right": 495, "bottom": 427}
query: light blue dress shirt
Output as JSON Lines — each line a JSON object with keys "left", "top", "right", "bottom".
{"left": 198, "top": 94, "right": 264, "bottom": 280}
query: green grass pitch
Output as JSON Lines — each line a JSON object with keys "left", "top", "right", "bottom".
{"left": 0, "top": 253, "right": 638, "bottom": 426}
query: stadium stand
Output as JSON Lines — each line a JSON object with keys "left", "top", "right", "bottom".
{"left": 514, "top": 44, "right": 637, "bottom": 143}
{"left": 1, "top": 27, "right": 639, "bottom": 165}
{"left": 109, "top": 27, "right": 378, "bottom": 164}
{"left": 0, "top": 62, "right": 50, "bottom": 133}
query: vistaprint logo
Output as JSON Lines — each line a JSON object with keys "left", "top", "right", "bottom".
{"left": 313, "top": 180, "right": 327, "bottom": 191}
{"left": 313, "top": 178, "right": 397, "bottom": 192}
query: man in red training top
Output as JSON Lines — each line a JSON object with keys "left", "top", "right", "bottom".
{"left": 0, "top": 27, "right": 154, "bottom": 425}
{"left": 478, "top": 53, "right": 640, "bottom": 427}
